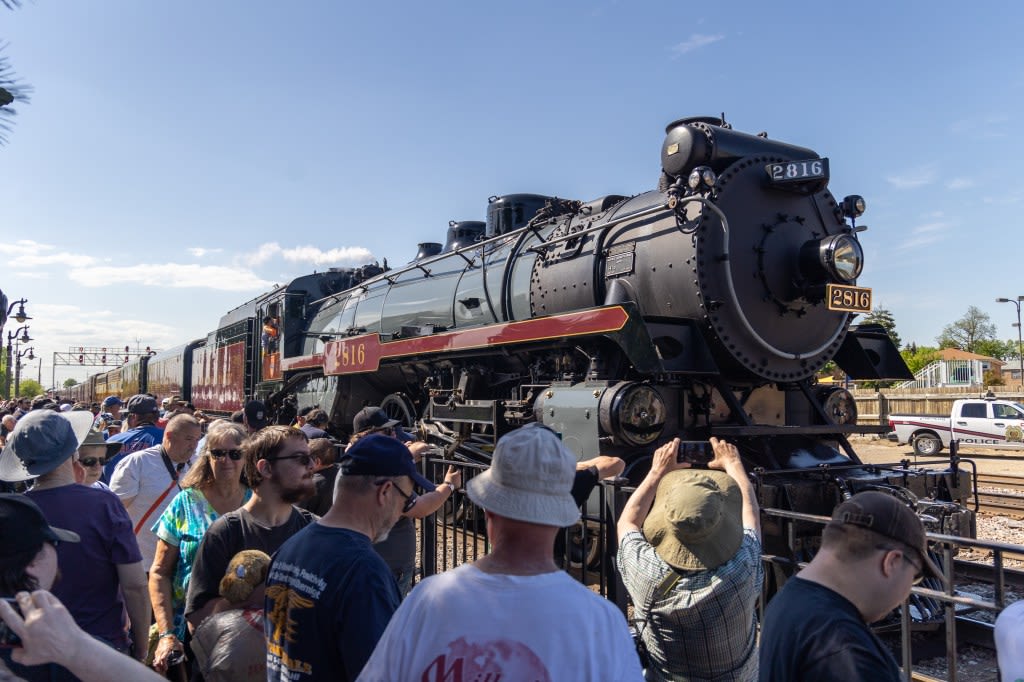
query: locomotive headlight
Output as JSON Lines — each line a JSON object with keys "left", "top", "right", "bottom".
{"left": 598, "top": 382, "right": 667, "bottom": 447}
{"left": 841, "top": 195, "right": 866, "bottom": 219}
{"left": 801, "top": 234, "right": 864, "bottom": 284}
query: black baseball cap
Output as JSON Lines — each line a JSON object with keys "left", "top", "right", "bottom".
{"left": 353, "top": 406, "right": 399, "bottom": 434}
{"left": 828, "top": 491, "right": 943, "bottom": 580}
{"left": 244, "top": 400, "right": 269, "bottom": 429}
{"left": 341, "top": 434, "right": 433, "bottom": 491}
{"left": 0, "top": 494, "right": 80, "bottom": 555}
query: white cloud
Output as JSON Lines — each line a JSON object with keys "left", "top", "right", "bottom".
{"left": 12, "top": 271, "right": 49, "bottom": 280}
{"left": 68, "top": 263, "right": 272, "bottom": 291}
{"left": 241, "top": 242, "right": 373, "bottom": 267}
{"left": 885, "top": 165, "right": 937, "bottom": 189}
{"left": 0, "top": 239, "right": 96, "bottom": 268}
{"left": 895, "top": 221, "right": 949, "bottom": 250}
{"left": 29, "top": 304, "right": 182, "bottom": 363}
{"left": 946, "top": 177, "right": 974, "bottom": 190}
{"left": 188, "top": 247, "right": 224, "bottom": 258}
{"left": 243, "top": 242, "right": 283, "bottom": 266}
{"left": 671, "top": 33, "right": 724, "bottom": 56}
{"left": 280, "top": 245, "right": 373, "bottom": 266}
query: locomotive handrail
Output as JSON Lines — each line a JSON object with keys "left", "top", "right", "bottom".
{"left": 524, "top": 203, "right": 669, "bottom": 252}
{"left": 306, "top": 199, "right": 669, "bottom": 309}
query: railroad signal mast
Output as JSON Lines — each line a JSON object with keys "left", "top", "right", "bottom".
{"left": 51, "top": 345, "right": 158, "bottom": 389}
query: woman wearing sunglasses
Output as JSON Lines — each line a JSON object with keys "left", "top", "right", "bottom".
{"left": 148, "top": 421, "right": 252, "bottom": 674}
{"left": 72, "top": 429, "right": 122, "bottom": 490}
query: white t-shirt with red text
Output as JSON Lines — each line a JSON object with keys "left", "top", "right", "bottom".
{"left": 357, "top": 563, "right": 642, "bottom": 682}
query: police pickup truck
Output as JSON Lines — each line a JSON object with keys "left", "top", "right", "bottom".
{"left": 888, "top": 397, "right": 1024, "bottom": 456}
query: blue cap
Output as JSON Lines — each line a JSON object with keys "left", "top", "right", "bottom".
{"left": 341, "top": 434, "right": 434, "bottom": 491}
{"left": 102, "top": 396, "right": 122, "bottom": 407}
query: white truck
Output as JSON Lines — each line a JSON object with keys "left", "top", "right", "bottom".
{"left": 888, "top": 397, "right": 1024, "bottom": 456}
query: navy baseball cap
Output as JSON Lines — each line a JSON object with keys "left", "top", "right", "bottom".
{"left": 102, "top": 396, "right": 123, "bottom": 407}
{"left": 341, "top": 434, "right": 433, "bottom": 491}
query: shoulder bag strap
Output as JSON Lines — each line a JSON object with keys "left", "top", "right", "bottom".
{"left": 133, "top": 449, "right": 184, "bottom": 536}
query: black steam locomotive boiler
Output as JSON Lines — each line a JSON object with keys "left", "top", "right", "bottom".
{"left": 267, "top": 116, "right": 973, "bottom": 568}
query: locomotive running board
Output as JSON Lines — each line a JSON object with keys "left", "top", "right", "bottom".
{"left": 319, "top": 306, "right": 633, "bottom": 375}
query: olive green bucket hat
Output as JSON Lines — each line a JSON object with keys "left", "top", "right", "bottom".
{"left": 642, "top": 469, "right": 743, "bottom": 571}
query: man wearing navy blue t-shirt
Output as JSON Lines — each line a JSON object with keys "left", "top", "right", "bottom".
{"left": 263, "top": 434, "right": 430, "bottom": 682}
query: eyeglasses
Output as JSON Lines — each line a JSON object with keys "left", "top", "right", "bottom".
{"left": 376, "top": 478, "right": 418, "bottom": 513}
{"left": 209, "top": 449, "right": 244, "bottom": 461}
{"left": 878, "top": 545, "right": 924, "bottom": 585}
{"left": 268, "top": 453, "right": 314, "bottom": 467}
{"left": 78, "top": 457, "right": 107, "bottom": 467}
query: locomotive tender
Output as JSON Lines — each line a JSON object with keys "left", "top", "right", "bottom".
{"left": 69, "top": 116, "right": 975, "bottom": 562}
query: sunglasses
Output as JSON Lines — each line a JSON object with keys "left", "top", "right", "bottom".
{"left": 878, "top": 545, "right": 924, "bottom": 585}
{"left": 78, "top": 457, "right": 107, "bottom": 467}
{"left": 269, "top": 453, "right": 314, "bottom": 467}
{"left": 376, "top": 478, "right": 418, "bottom": 513}
{"left": 209, "top": 449, "right": 244, "bottom": 461}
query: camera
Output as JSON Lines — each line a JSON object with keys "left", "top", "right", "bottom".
{"left": 676, "top": 440, "right": 712, "bottom": 466}
{"left": 0, "top": 597, "right": 22, "bottom": 647}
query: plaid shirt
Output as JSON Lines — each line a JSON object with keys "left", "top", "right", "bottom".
{"left": 617, "top": 528, "right": 763, "bottom": 682}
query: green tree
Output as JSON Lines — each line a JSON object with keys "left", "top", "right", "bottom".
{"left": 63, "top": 377, "right": 79, "bottom": 388}
{"left": 974, "top": 338, "right": 1015, "bottom": 360}
{"left": 937, "top": 306, "right": 997, "bottom": 353}
{"left": 901, "top": 345, "right": 941, "bottom": 376}
{"left": 17, "top": 378, "right": 44, "bottom": 397}
{"left": 861, "top": 306, "right": 901, "bottom": 349}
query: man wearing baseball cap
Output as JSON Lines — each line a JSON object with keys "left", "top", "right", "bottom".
{"left": 264, "top": 434, "right": 426, "bottom": 681}
{"left": 0, "top": 410, "right": 151, "bottom": 663}
{"left": 759, "top": 490, "right": 944, "bottom": 681}
{"left": 357, "top": 423, "right": 642, "bottom": 681}
{"left": 103, "top": 394, "right": 164, "bottom": 483}
{"left": 94, "top": 395, "right": 123, "bottom": 435}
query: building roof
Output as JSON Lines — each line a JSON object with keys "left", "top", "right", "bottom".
{"left": 937, "top": 348, "right": 1003, "bottom": 364}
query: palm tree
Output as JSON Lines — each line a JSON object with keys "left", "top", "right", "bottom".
{"left": 1, "top": 0, "right": 32, "bottom": 145}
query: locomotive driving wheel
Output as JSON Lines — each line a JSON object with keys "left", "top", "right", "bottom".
{"left": 380, "top": 392, "right": 417, "bottom": 428}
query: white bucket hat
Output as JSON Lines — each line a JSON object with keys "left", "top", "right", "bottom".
{"left": 466, "top": 423, "right": 580, "bottom": 527}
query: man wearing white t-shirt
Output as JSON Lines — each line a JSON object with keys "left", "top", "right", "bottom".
{"left": 110, "top": 413, "right": 201, "bottom": 569}
{"left": 357, "top": 423, "right": 643, "bottom": 682}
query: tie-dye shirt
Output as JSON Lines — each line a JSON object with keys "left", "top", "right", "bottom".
{"left": 153, "top": 486, "right": 252, "bottom": 638}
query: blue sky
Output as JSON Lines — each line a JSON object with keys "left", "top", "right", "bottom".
{"left": 2, "top": 1, "right": 1023, "bottom": 387}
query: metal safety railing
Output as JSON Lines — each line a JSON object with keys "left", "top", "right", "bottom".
{"left": 413, "top": 456, "right": 1023, "bottom": 681}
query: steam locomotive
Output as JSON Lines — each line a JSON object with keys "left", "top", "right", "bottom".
{"left": 66, "top": 115, "right": 975, "bottom": 573}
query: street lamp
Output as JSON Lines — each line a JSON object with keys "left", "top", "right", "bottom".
{"left": 996, "top": 296, "right": 1024, "bottom": 391}
{"left": 1, "top": 295, "right": 31, "bottom": 329}
{"left": 14, "top": 345, "right": 34, "bottom": 398}
{"left": 4, "top": 324, "right": 32, "bottom": 399}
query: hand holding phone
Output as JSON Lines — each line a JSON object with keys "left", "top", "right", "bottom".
{"left": 676, "top": 441, "right": 712, "bottom": 467}
{"left": 0, "top": 597, "right": 22, "bottom": 647}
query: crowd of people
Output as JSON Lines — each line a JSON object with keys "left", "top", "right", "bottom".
{"left": 0, "top": 393, "right": 1022, "bottom": 682}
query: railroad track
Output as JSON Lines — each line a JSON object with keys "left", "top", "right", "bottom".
{"left": 975, "top": 473, "right": 1024, "bottom": 493}
{"left": 974, "top": 473, "right": 1024, "bottom": 519}
{"left": 953, "top": 559, "right": 1024, "bottom": 589}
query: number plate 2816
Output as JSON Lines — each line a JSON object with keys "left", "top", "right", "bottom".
{"left": 766, "top": 158, "right": 829, "bottom": 184}
{"left": 827, "top": 284, "right": 872, "bottom": 313}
